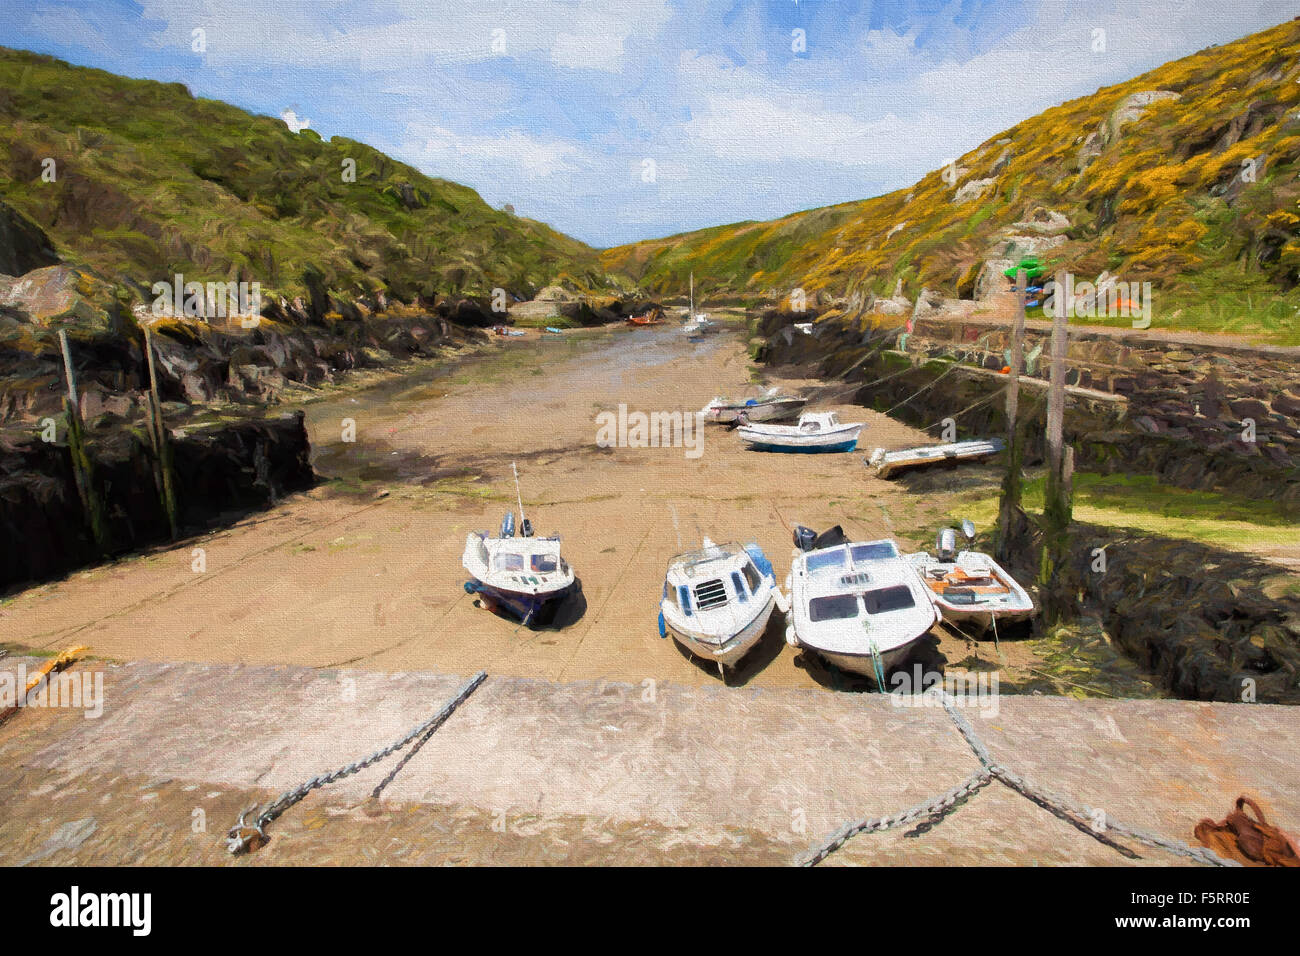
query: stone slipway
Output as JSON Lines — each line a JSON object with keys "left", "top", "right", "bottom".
{"left": 2, "top": 656, "right": 1298, "bottom": 865}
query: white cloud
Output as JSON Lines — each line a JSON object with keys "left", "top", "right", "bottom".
{"left": 402, "top": 123, "right": 587, "bottom": 181}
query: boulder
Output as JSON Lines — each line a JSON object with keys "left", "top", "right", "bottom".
{"left": 0, "top": 265, "right": 124, "bottom": 330}
{"left": 953, "top": 178, "right": 996, "bottom": 204}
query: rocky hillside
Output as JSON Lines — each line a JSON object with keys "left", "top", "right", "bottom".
{"left": 603, "top": 19, "right": 1300, "bottom": 342}
{"left": 0, "top": 47, "right": 605, "bottom": 305}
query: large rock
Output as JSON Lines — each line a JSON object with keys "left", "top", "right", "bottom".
{"left": 0, "top": 201, "right": 59, "bottom": 277}
{"left": 0, "top": 265, "right": 123, "bottom": 330}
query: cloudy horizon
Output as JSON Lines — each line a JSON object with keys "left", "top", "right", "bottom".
{"left": 0, "top": 0, "right": 1291, "bottom": 247}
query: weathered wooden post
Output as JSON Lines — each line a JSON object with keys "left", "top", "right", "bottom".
{"left": 1039, "top": 271, "right": 1075, "bottom": 622}
{"left": 58, "top": 329, "right": 110, "bottom": 554}
{"left": 142, "top": 325, "right": 179, "bottom": 540}
{"left": 995, "top": 269, "right": 1028, "bottom": 564}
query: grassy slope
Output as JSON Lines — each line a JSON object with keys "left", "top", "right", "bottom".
{"left": 602, "top": 20, "right": 1300, "bottom": 341}
{"left": 0, "top": 48, "right": 605, "bottom": 304}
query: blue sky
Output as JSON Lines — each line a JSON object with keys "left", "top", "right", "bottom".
{"left": 0, "top": 1, "right": 1291, "bottom": 247}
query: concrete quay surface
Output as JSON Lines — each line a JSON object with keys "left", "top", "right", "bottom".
{"left": 2, "top": 655, "right": 1297, "bottom": 865}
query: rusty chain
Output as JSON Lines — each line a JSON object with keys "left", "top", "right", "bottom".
{"left": 798, "top": 689, "right": 1239, "bottom": 867}
{"left": 225, "top": 670, "right": 486, "bottom": 854}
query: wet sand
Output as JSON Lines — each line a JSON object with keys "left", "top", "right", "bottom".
{"left": 3, "top": 322, "right": 1048, "bottom": 689}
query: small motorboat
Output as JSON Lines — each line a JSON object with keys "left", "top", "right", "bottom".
{"left": 627, "top": 312, "right": 662, "bottom": 326}
{"left": 658, "top": 538, "right": 787, "bottom": 681}
{"left": 462, "top": 464, "right": 578, "bottom": 627}
{"left": 867, "top": 438, "right": 1005, "bottom": 479}
{"left": 784, "top": 526, "right": 939, "bottom": 685}
{"left": 492, "top": 324, "right": 526, "bottom": 337}
{"left": 736, "top": 411, "right": 863, "bottom": 453}
{"left": 701, "top": 388, "right": 807, "bottom": 425}
{"left": 907, "top": 521, "right": 1035, "bottom": 634}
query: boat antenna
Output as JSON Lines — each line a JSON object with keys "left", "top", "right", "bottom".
{"left": 511, "top": 462, "right": 527, "bottom": 528}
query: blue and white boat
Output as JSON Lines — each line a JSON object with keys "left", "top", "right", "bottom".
{"left": 658, "top": 538, "right": 787, "bottom": 681}
{"left": 784, "top": 527, "right": 939, "bottom": 685}
{"left": 736, "top": 411, "right": 863, "bottom": 453}
{"left": 462, "top": 465, "right": 578, "bottom": 627}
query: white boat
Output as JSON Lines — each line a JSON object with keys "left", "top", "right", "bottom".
{"left": 681, "top": 271, "right": 719, "bottom": 335}
{"left": 736, "top": 411, "right": 863, "bottom": 453}
{"left": 701, "top": 387, "right": 807, "bottom": 424}
{"left": 784, "top": 527, "right": 939, "bottom": 685}
{"left": 907, "top": 521, "right": 1035, "bottom": 633}
{"left": 867, "top": 438, "right": 1005, "bottom": 479}
{"left": 462, "top": 464, "right": 578, "bottom": 627}
{"left": 658, "top": 538, "right": 787, "bottom": 681}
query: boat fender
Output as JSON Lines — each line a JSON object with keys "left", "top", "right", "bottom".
{"left": 464, "top": 580, "right": 480, "bottom": 595}
{"left": 657, "top": 610, "right": 667, "bottom": 639}
{"left": 785, "top": 624, "right": 799, "bottom": 648}
{"left": 500, "top": 512, "right": 515, "bottom": 538}
{"left": 520, "top": 517, "right": 534, "bottom": 538}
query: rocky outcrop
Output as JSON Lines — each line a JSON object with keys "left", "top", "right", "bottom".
{"left": 0, "top": 265, "right": 125, "bottom": 329}
{"left": 0, "top": 200, "right": 59, "bottom": 277}
{"left": 0, "top": 411, "right": 314, "bottom": 590}
{"left": 1078, "top": 90, "right": 1180, "bottom": 169}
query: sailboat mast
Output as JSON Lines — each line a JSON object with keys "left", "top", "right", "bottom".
{"left": 689, "top": 272, "right": 694, "bottom": 317}
{"left": 511, "top": 461, "right": 527, "bottom": 527}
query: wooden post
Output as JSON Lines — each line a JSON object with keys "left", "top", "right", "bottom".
{"left": 142, "top": 325, "right": 179, "bottom": 540}
{"left": 995, "top": 269, "right": 1028, "bottom": 564}
{"left": 1039, "top": 272, "right": 1075, "bottom": 622}
{"left": 58, "top": 330, "right": 110, "bottom": 554}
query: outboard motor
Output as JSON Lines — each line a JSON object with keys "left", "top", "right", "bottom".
{"left": 812, "top": 525, "right": 849, "bottom": 550}
{"left": 520, "top": 517, "right": 534, "bottom": 538}
{"left": 793, "top": 525, "right": 817, "bottom": 552}
{"left": 500, "top": 512, "right": 516, "bottom": 538}
{"left": 936, "top": 527, "right": 958, "bottom": 562}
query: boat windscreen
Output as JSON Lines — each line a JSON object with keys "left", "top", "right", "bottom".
{"left": 862, "top": 585, "right": 916, "bottom": 614}
{"left": 808, "top": 593, "right": 860, "bottom": 622}
{"left": 530, "top": 553, "right": 559, "bottom": 572}
{"left": 806, "top": 549, "right": 845, "bottom": 574}
{"left": 851, "top": 542, "right": 898, "bottom": 562}
{"left": 494, "top": 553, "right": 524, "bottom": 571}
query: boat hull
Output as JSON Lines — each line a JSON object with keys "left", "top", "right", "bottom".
{"left": 933, "top": 601, "right": 1034, "bottom": 630}
{"left": 745, "top": 438, "right": 858, "bottom": 453}
{"left": 705, "top": 399, "right": 806, "bottom": 424}
{"left": 466, "top": 578, "right": 577, "bottom": 627}
{"left": 801, "top": 637, "right": 922, "bottom": 682}
{"left": 665, "top": 597, "right": 775, "bottom": 669}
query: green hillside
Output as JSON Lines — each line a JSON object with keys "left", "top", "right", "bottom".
{"left": 602, "top": 19, "right": 1300, "bottom": 342}
{"left": 0, "top": 47, "right": 604, "bottom": 305}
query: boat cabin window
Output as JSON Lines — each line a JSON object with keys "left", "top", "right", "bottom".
{"left": 806, "top": 549, "right": 845, "bottom": 574}
{"left": 742, "top": 561, "right": 763, "bottom": 593}
{"left": 862, "top": 585, "right": 916, "bottom": 614}
{"left": 530, "top": 553, "right": 558, "bottom": 573}
{"left": 809, "top": 593, "right": 860, "bottom": 622}
{"left": 494, "top": 552, "right": 524, "bottom": 571}
{"left": 730, "top": 571, "right": 749, "bottom": 603}
{"left": 850, "top": 542, "right": 898, "bottom": 562}
{"left": 677, "top": 585, "right": 693, "bottom": 617}
{"left": 799, "top": 420, "right": 821, "bottom": 434}
{"left": 827, "top": 413, "right": 840, "bottom": 425}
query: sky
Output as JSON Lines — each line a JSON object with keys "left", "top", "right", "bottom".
{"left": 0, "top": 1, "right": 1292, "bottom": 247}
